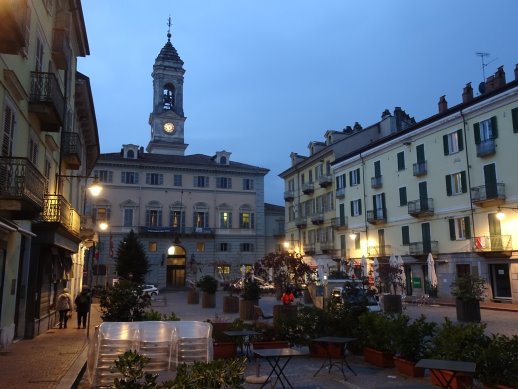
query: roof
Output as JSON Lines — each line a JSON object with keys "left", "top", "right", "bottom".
{"left": 156, "top": 41, "right": 183, "bottom": 65}
{"left": 264, "top": 203, "right": 284, "bottom": 212}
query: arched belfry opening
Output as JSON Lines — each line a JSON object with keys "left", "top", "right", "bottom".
{"left": 166, "top": 244, "right": 185, "bottom": 287}
{"left": 163, "top": 83, "right": 175, "bottom": 110}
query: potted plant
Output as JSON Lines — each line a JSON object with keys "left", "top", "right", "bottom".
{"left": 393, "top": 315, "right": 437, "bottom": 377}
{"left": 223, "top": 282, "right": 240, "bottom": 314}
{"left": 476, "top": 334, "right": 518, "bottom": 388}
{"left": 239, "top": 278, "right": 261, "bottom": 320}
{"left": 377, "top": 258, "right": 405, "bottom": 314}
{"left": 197, "top": 275, "right": 218, "bottom": 308}
{"left": 187, "top": 255, "right": 200, "bottom": 305}
{"left": 451, "top": 274, "right": 486, "bottom": 322}
{"left": 429, "top": 318, "right": 489, "bottom": 389}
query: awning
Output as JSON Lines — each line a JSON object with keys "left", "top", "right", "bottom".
{"left": 0, "top": 218, "right": 36, "bottom": 237}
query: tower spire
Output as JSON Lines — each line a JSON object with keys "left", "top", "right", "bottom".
{"left": 167, "top": 15, "right": 172, "bottom": 42}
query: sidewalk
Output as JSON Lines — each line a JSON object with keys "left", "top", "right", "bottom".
{"left": 0, "top": 292, "right": 515, "bottom": 389}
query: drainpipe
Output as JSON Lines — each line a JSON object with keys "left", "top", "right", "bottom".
{"left": 460, "top": 110, "right": 476, "bottom": 240}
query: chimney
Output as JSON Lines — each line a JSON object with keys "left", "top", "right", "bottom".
{"left": 438, "top": 95, "right": 448, "bottom": 113}
{"left": 515, "top": 63, "right": 518, "bottom": 81}
{"left": 485, "top": 75, "right": 495, "bottom": 93}
{"left": 462, "top": 83, "right": 473, "bottom": 103}
{"left": 494, "top": 66, "right": 506, "bottom": 89}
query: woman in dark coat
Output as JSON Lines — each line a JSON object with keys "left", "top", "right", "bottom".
{"left": 74, "top": 288, "right": 92, "bottom": 329}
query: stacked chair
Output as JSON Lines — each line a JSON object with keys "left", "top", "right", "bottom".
{"left": 137, "top": 321, "right": 176, "bottom": 372}
{"left": 172, "top": 321, "right": 213, "bottom": 369}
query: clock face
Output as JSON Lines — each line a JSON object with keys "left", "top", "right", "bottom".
{"left": 163, "top": 122, "right": 175, "bottom": 134}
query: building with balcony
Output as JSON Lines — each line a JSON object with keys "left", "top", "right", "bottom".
{"left": 0, "top": 0, "right": 99, "bottom": 342}
{"left": 332, "top": 64, "right": 518, "bottom": 303}
{"left": 87, "top": 26, "right": 270, "bottom": 289}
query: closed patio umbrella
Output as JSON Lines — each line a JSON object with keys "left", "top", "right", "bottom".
{"left": 397, "top": 255, "right": 406, "bottom": 294}
{"left": 361, "top": 255, "right": 369, "bottom": 278}
{"left": 427, "top": 253, "right": 438, "bottom": 288}
{"left": 373, "top": 257, "right": 380, "bottom": 286}
{"left": 347, "top": 258, "right": 355, "bottom": 278}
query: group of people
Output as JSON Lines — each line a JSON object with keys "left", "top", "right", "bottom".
{"left": 56, "top": 287, "right": 92, "bottom": 329}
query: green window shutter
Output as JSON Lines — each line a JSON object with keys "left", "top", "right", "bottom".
{"left": 464, "top": 216, "right": 471, "bottom": 239}
{"left": 349, "top": 171, "right": 353, "bottom": 186}
{"left": 397, "top": 152, "right": 405, "bottom": 170}
{"left": 512, "top": 107, "right": 518, "bottom": 133}
{"left": 358, "top": 200, "right": 362, "bottom": 215}
{"left": 350, "top": 201, "right": 354, "bottom": 216}
{"left": 401, "top": 226, "right": 410, "bottom": 245}
{"left": 443, "top": 134, "right": 449, "bottom": 155}
{"left": 461, "top": 171, "right": 467, "bottom": 193}
{"left": 457, "top": 129, "right": 464, "bottom": 151}
{"left": 449, "top": 219, "right": 456, "bottom": 240}
{"left": 445, "top": 175, "right": 452, "bottom": 196}
{"left": 356, "top": 168, "right": 361, "bottom": 185}
{"left": 491, "top": 116, "right": 498, "bottom": 139}
{"left": 399, "top": 187, "right": 407, "bottom": 206}
{"left": 339, "top": 203, "right": 345, "bottom": 224}
{"left": 474, "top": 122, "right": 481, "bottom": 145}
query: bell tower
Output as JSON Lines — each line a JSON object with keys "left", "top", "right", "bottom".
{"left": 147, "top": 17, "right": 188, "bottom": 155}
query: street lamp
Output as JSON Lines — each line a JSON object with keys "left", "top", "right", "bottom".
{"left": 283, "top": 239, "right": 301, "bottom": 255}
{"left": 496, "top": 206, "right": 518, "bottom": 221}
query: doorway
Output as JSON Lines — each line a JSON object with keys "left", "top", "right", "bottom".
{"left": 489, "top": 263, "right": 512, "bottom": 300}
{"left": 166, "top": 245, "right": 186, "bottom": 288}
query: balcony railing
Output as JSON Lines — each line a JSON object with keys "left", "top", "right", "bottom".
{"left": 409, "top": 240, "right": 439, "bottom": 256}
{"left": 471, "top": 184, "right": 505, "bottom": 207}
{"left": 29, "top": 71, "right": 65, "bottom": 131}
{"left": 318, "top": 175, "right": 332, "bottom": 188}
{"left": 367, "top": 208, "right": 387, "bottom": 224}
{"left": 371, "top": 175, "right": 383, "bottom": 189}
{"left": 138, "top": 226, "right": 214, "bottom": 236}
{"left": 413, "top": 161, "right": 428, "bottom": 177}
{"left": 295, "top": 217, "right": 307, "bottom": 229}
{"left": 311, "top": 213, "right": 324, "bottom": 225}
{"left": 0, "top": 157, "right": 46, "bottom": 215}
{"left": 367, "top": 244, "right": 392, "bottom": 257}
{"left": 320, "top": 242, "right": 336, "bottom": 253}
{"left": 331, "top": 217, "right": 348, "bottom": 230}
{"left": 408, "top": 198, "right": 434, "bottom": 217}
{"left": 302, "top": 183, "right": 314, "bottom": 195}
{"left": 335, "top": 187, "right": 345, "bottom": 199}
{"left": 61, "top": 132, "right": 82, "bottom": 170}
{"left": 41, "top": 194, "right": 71, "bottom": 227}
{"left": 472, "top": 235, "right": 512, "bottom": 252}
{"left": 0, "top": 0, "right": 28, "bottom": 55}
{"left": 283, "top": 190, "right": 294, "bottom": 202}
{"left": 476, "top": 139, "right": 496, "bottom": 158}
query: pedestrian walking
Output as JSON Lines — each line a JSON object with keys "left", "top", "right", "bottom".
{"left": 74, "top": 287, "right": 92, "bottom": 329}
{"left": 56, "top": 288, "right": 73, "bottom": 329}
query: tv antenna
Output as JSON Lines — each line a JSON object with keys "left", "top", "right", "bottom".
{"left": 476, "top": 52, "right": 497, "bottom": 82}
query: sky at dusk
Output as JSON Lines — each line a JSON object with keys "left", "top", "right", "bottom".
{"left": 78, "top": 1, "right": 518, "bottom": 205}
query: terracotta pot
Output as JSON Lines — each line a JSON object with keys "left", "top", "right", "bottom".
{"left": 213, "top": 342, "right": 237, "bottom": 359}
{"left": 309, "top": 341, "right": 343, "bottom": 358}
{"left": 363, "top": 347, "right": 395, "bottom": 368}
{"left": 252, "top": 340, "right": 289, "bottom": 350}
{"left": 187, "top": 290, "right": 199, "bottom": 304}
{"left": 223, "top": 295, "right": 239, "bottom": 313}
{"left": 429, "top": 369, "right": 473, "bottom": 389}
{"left": 393, "top": 357, "right": 424, "bottom": 377}
{"left": 201, "top": 292, "right": 216, "bottom": 308}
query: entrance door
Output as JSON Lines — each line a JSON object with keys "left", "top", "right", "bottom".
{"left": 419, "top": 181, "right": 428, "bottom": 211}
{"left": 484, "top": 163, "right": 497, "bottom": 199}
{"left": 421, "top": 222, "right": 431, "bottom": 254}
{"left": 488, "top": 213, "right": 502, "bottom": 250}
{"left": 490, "top": 264, "right": 512, "bottom": 299}
{"left": 166, "top": 245, "right": 186, "bottom": 288}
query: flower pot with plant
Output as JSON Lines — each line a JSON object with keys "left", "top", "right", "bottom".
{"left": 451, "top": 274, "right": 486, "bottom": 322}
{"left": 239, "top": 278, "right": 261, "bottom": 320}
{"left": 377, "top": 257, "right": 405, "bottom": 314}
{"left": 197, "top": 275, "right": 218, "bottom": 308}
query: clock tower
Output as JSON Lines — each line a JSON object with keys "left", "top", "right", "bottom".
{"left": 147, "top": 17, "right": 188, "bottom": 155}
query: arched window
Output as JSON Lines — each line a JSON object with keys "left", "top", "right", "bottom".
{"left": 163, "top": 83, "right": 175, "bottom": 110}
{"left": 193, "top": 202, "right": 209, "bottom": 230}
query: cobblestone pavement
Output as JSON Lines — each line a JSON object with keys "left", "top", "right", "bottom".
{"left": 1, "top": 291, "right": 516, "bottom": 388}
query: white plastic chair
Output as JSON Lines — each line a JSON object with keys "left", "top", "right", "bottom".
{"left": 172, "top": 321, "right": 213, "bottom": 369}
{"left": 137, "top": 321, "right": 176, "bottom": 371}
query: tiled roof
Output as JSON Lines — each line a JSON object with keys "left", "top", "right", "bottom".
{"left": 156, "top": 41, "right": 183, "bottom": 65}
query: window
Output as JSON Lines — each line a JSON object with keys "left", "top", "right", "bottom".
{"left": 170, "top": 209, "right": 184, "bottom": 229}
{"left": 243, "top": 178, "right": 254, "bottom": 190}
{"left": 399, "top": 187, "right": 407, "bottom": 206}
{"left": 96, "top": 170, "right": 113, "bottom": 183}
{"left": 446, "top": 171, "right": 467, "bottom": 196}
{"left": 2, "top": 104, "right": 15, "bottom": 156}
{"left": 401, "top": 226, "right": 410, "bottom": 245}
{"left": 335, "top": 173, "right": 346, "bottom": 189}
{"left": 474, "top": 116, "right": 498, "bottom": 144}
{"left": 397, "top": 151, "right": 405, "bottom": 171}
{"left": 315, "top": 164, "right": 323, "bottom": 180}
{"left": 288, "top": 179, "right": 295, "bottom": 191}
{"left": 349, "top": 168, "right": 360, "bottom": 186}
{"left": 121, "top": 171, "right": 139, "bottom": 184}
{"left": 354, "top": 233, "right": 361, "bottom": 250}
{"left": 174, "top": 174, "right": 182, "bottom": 186}
{"left": 240, "top": 243, "right": 254, "bottom": 252}
{"left": 145, "top": 209, "right": 162, "bottom": 227}
{"left": 163, "top": 83, "right": 175, "bottom": 110}
{"left": 443, "top": 129, "right": 464, "bottom": 155}
{"left": 240, "top": 211, "right": 255, "bottom": 229}
{"left": 219, "top": 243, "right": 230, "bottom": 252}
{"left": 512, "top": 107, "right": 518, "bottom": 133}
{"left": 94, "top": 206, "right": 111, "bottom": 223}
{"left": 146, "top": 173, "right": 163, "bottom": 186}
{"left": 220, "top": 211, "right": 232, "bottom": 228}
{"left": 194, "top": 176, "right": 209, "bottom": 187}
{"left": 148, "top": 242, "right": 157, "bottom": 252}
{"left": 350, "top": 199, "right": 362, "bottom": 216}
{"left": 216, "top": 177, "right": 232, "bottom": 189}
{"left": 35, "top": 36, "right": 44, "bottom": 72}
{"left": 28, "top": 136, "right": 38, "bottom": 164}
{"left": 123, "top": 208, "right": 134, "bottom": 227}
{"left": 196, "top": 242, "right": 205, "bottom": 252}
{"left": 449, "top": 217, "right": 471, "bottom": 240}
{"left": 193, "top": 206, "right": 209, "bottom": 229}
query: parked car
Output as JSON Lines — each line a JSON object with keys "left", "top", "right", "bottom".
{"left": 141, "top": 284, "right": 159, "bottom": 296}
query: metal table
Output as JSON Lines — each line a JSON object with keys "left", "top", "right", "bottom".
{"left": 253, "top": 348, "right": 308, "bottom": 389}
{"left": 415, "top": 359, "right": 476, "bottom": 389}
{"left": 223, "top": 330, "right": 261, "bottom": 358}
{"left": 312, "top": 336, "right": 357, "bottom": 379}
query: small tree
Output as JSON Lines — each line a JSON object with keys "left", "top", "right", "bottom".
{"left": 99, "top": 280, "right": 150, "bottom": 321}
{"left": 255, "top": 251, "right": 313, "bottom": 291}
{"left": 115, "top": 230, "right": 150, "bottom": 284}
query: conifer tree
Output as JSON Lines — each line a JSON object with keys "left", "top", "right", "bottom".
{"left": 115, "top": 230, "right": 150, "bottom": 284}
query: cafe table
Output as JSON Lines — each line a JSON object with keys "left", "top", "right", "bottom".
{"left": 415, "top": 358, "right": 476, "bottom": 389}
{"left": 312, "top": 336, "right": 357, "bottom": 379}
{"left": 223, "top": 329, "right": 261, "bottom": 358}
{"left": 253, "top": 347, "right": 308, "bottom": 389}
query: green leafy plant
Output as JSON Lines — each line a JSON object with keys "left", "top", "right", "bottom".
{"left": 241, "top": 279, "right": 261, "bottom": 300}
{"left": 197, "top": 275, "right": 218, "bottom": 294}
{"left": 115, "top": 230, "right": 150, "bottom": 284}
{"left": 113, "top": 350, "right": 158, "bottom": 389}
{"left": 358, "top": 312, "right": 407, "bottom": 353}
{"left": 476, "top": 334, "right": 518, "bottom": 388}
{"left": 142, "top": 310, "right": 180, "bottom": 321}
{"left": 394, "top": 314, "right": 437, "bottom": 362}
{"left": 450, "top": 274, "right": 487, "bottom": 301}
{"left": 99, "top": 280, "right": 150, "bottom": 322}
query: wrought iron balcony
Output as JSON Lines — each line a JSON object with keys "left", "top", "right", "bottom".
{"left": 367, "top": 244, "right": 392, "bottom": 257}
{"left": 367, "top": 208, "right": 387, "bottom": 224}
{"left": 61, "top": 132, "right": 82, "bottom": 170}
{"left": 295, "top": 217, "right": 307, "bottom": 229}
{"left": 335, "top": 187, "right": 345, "bottom": 199}
{"left": 413, "top": 161, "right": 428, "bottom": 177}
{"left": 40, "top": 194, "right": 79, "bottom": 236}
{"left": 476, "top": 139, "right": 496, "bottom": 158}
{"left": 409, "top": 240, "right": 439, "bottom": 256}
{"left": 52, "top": 28, "right": 71, "bottom": 69}
{"left": 284, "top": 190, "right": 294, "bottom": 202}
{"left": 331, "top": 217, "right": 348, "bottom": 230}
{"left": 471, "top": 183, "right": 505, "bottom": 207}
{"left": 408, "top": 198, "right": 434, "bottom": 217}
{"left": 371, "top": 175, "right": 383, "bottom": 189}
{"left": 320, "top": 242, "right": 336, "bottom": 254}
{"left": 0, "top": 0, "right": 27, "bottom": 54}
{"left": 472, "top": 235, "right": 512, "bottom": 253}
{"left": 0, "top": 157, "right": 46, "bottom": 218}
{"left": 302, "top": 183, "right": 314, "bottom": 195}
{"left": 29, "top": 72, "right": 65, "bottom": 132}
{"left": 311, "top": 213, "right": 324, "bottom": 225}
{"left": 318, "top": 175, "right": 332, "bottom": 188}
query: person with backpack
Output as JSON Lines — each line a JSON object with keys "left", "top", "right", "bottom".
{"left": 74, "top": 288, "right": 92, "bottom": 329}
{"left": 56, "top": 288, "right": 73, "bottom": 329}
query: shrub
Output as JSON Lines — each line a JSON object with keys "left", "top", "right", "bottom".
{"left": 99, "top": 280, "right": 150, "bottom": 322}
{"left": 476, "top": 334, "right": 518, "bottom": 388}
{"left": 197, "top": 275, "right": 218, "bottom": 294}
{"left": 142, "top": 310, "right": 180, "bottom": 321}
{"left": 358, "top": 312, "right": 407, "bottom": 353}
{"left": 394, "top": 314, "right": 437, "bottom": 362}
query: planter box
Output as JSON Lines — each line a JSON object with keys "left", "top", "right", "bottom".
{"left": 455, "top": 299, "right": 481, "bottom": 322}
{"left": 213, "top": 342, "right": 237, "bottom": 359}
{"left": 429, "top": 369, "right": 473, "bottom": 389}
{"left": 187, "top": 290, "right": 199, "bottom": 304}
{"left": 223, "top": 295, "right": 239, "bottom": 313}
{"left": 273, "top": 304, "right": 297, "bottom": 324}
{"left": 201, "top": 292, "right": 216, "bottom": 308}
{"left": 239, "top": 299, "right": 259, "bottom": 321}
{"left": 382, "top": 294, "right": 402, "bottom": 314}
{"left": 309, "top": 340, "right": 343, "bottom": 358}
{"left": 252, "top": 340, "right": 289, "bottom": 350}
{"left": 394, "top": 357, "right": 424, "bottom": 377}
{"left": 363, "top": 347, "right": 395, "bottom": 368}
